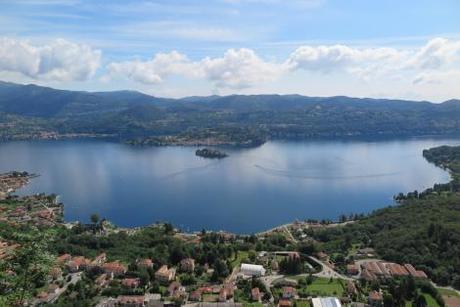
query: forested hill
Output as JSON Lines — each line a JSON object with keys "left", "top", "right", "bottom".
{"left": 1, "top": 81, "right": 460, "bottom": 143}
{"left": 314, "top": 145, "right": 460, "bottom": 289}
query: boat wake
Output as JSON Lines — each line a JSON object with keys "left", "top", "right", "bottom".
{"left": 254, "top": 164, "right": 400, "bottom": 180}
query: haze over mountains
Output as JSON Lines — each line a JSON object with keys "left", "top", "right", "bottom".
{"left": 1, "top": 81, "right": 460, "bottom": 143}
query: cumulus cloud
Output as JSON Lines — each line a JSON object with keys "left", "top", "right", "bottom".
{"left": 408, "top": 37, "right": 460, "bottom": 69}
{"left": 286, "top": 45, "right": 403, "bottom": 72}
{"left": 200, "top": 48, "right": 283, "bottom": 88}
{"left": 105, "top": 37, "right": 460, "bottom": 89}
{"left": 0, "top": 37, "right": 101, "bottom": 81}
{"left": 107, "top": 51, "right": 197, "bottom": 85}
{"left": 108, "top": 48, "right": 284, "bottom": 89}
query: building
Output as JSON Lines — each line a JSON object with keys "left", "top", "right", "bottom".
{"left": 91, "top": 253, "right": 107, "bottom": 267}
{"left": 189, "top": 290, "right": 202, "bottom": 302}
{"left": 116, "top": 295, "right": 145, "bottom": 307}
{"left": 102, "top": 261, "right": 127, "bottom": 276}
{"left": 240, "top": 263, "right": 266, "bottom": 277}
{"left": 67, "top": 256, "right": 90, "bottom": 272}
{"left": 368, "top": 291, "right": 383, "bottom": 307}
{"left": 137, "top": 258, "right": 154, "bottom": 269}
{"left": 155, "top": 265, "right": 176, "bottom": 283}
{"left": 180, "top": 258, "right": 195, "bottom": 272}
{"left": 278, "top": 299, "right": 292, "bottom": 307}
{"left": 251, "top": 287, "right": 262, "bottom": 302}
{"left": 219, "top": 288, "right": 229, "bottom": 302}
{"left": 347, "top": 264, "right": 359, "bottom": 275}
{"left": 311, "top": 297, "right": 342, "bottom": 307}
{"left": 282, "top": 287, "right": 297, "bottom": 300}
{"left": 122, "top": 278, "right": 141, "bottom": 288}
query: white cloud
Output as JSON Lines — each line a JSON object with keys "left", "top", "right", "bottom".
{"left": 105, "top": 37, "right": 460, "bottom": 90}
{"left": 200, "top": 48, "right": 283, "bottom": 88}
{"left": 408, "top": 37, "right": 460, "bottom": 69}
{"left": 0, "top": 37, "right": 101, "bottom": 81}
{"left": 107, "top": 51, "right": 197, "bottom": 85}
{"left": 107, "top": 48, "right": 284, "bottom": 89}
{"left": 286, "top": 44, "right": 399, "bottom": 72}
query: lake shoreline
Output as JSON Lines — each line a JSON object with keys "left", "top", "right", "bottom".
{"left": 2, "top": 137, "right": 458, "bottom": 233}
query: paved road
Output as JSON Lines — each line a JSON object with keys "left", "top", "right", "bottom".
{"left": 32, "top": 272, "right": 82, "bottom": 306}
{"left": 308, "top": 256, "right": 352, "bottom": 281}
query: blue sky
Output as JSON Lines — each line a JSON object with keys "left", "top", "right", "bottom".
{"left": 0, "top": 0, "right": 459, "bottom": 101}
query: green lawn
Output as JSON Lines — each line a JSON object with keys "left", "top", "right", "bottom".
{"left": 404, "top": 293, "right": 441, "bottom": 307}
{"left": 437, "top": 288, "right": 460, "bottom": 298}
{"left": 422, "top": 293, "right": 440, "bottom": 307}
{"left": 294, "top": 300, "right": 311, "bottom": 307}
{"left": 302, "top": 277, "right": 344, "bottom": 297}
{"left": 231, "top": 251, "right": 249, "bottom": 268}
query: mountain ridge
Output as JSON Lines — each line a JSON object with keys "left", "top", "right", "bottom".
{"left": 1, "top": 81, "right": 460, "bottom": 144}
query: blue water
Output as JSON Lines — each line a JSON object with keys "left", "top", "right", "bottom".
{"left": 0, "top": 138, "right": 458, "bottom": 233}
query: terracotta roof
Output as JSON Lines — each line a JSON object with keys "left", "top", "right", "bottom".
{"left": 369, "top": 290, "right": 383, "bottom": 301}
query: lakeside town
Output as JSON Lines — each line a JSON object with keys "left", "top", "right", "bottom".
{"left": 1, "top": 170, "right": 459, "bottom": 307}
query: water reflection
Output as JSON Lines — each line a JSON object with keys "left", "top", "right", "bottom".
{"left": 0, "top": 138, "right": 458, "bottom": 233}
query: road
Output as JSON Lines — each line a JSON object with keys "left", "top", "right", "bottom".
{"left": 308, "top": 256, "right": 352, "bottom": 281}
{"left": 32, "top": 272, "right": 82, "bottom": 306}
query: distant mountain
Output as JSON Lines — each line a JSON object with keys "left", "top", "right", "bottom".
{"left": 0, "top": 81, "right": 459, "bottom": 144}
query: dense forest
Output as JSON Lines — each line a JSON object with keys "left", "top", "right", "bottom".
{"left": 313, "top": 145, "right": 460, "bottom": 289}
{"left": 1, "top": 81, "right": 460, "bottom": 145}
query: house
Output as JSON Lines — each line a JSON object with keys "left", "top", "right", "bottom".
{"left": 144, "top": 293, "right": 162, "bottom": 306}
{"left": 67, "top": 256, "right": 90, "bottom": 272}
{"left": 91, "top": 253, "right": 107, "bottom": 267}
{"left": 368, "top": 290, "right": 383, "bottom": 307}
{"left": 122, "top": 278, "right": 141, "bottom": 288}
{"left": 180, "top": 258, "right": 195, "bottom": 272}
{"left": 189, "top": 290, "right": 202, "bottom": 301}
{"left": 56, "top": 253, "right": 71, "bottom": 265}
{"left": 240, "top": 263, "right": 266, "bottom": 277}
{"left": 311, "top": 297, "right": 342, "bottom": 307}
{"left": 251, "top": 287, "right": 262, "bottom": 302}
{"left": 282, "top": 287, "right": 297, "bottom": 299}
{"left": 95, "top": 274, "right": 111, "bottom": 288}
{"left": 219, "top": 288, "right": 228, "bottom": 302}
{"left": 155, "top": 265, "right": 176, "bottom": 283}
{"left": 347, "top": 263, "right": 359, "bottom": 275}
{"left": 137, "top": 258, "right": 154, "bottom": 269}
{"left": 168, "top": 281, "right": 185, "bottom": 298}
{"left": 48, "top": 284, "right": 60, "bottom": 294}
{"left": 404, "top": 264, "right": 428, "bottom": 279}
{"left": 49, "top": 266, "right": 63, "bottom": 280}
{"left": 278, "top": 299, "right": 292, "bottom": 307}
{"left": 116, "top": 295, "right": 145, "bottom": 307}
{"left": 102, "top": 261, "right": 127, "bottom": 276}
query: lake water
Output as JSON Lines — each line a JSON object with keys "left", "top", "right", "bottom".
{"left": 0, "top": 138, "right": 458, "bottom": 233}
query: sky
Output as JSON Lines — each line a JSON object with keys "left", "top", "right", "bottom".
{"left": 0, "top": 0, "right": 459, "bottom": 101}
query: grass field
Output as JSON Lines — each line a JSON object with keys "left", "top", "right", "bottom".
{"left": 437, "top": 288, "right": 460, "bottom": 297}
{"left": 303, "top": 277, "right": 344, "bottom": 297}
{"left": 231, "top": 251, "right": 249, "bottom": 268}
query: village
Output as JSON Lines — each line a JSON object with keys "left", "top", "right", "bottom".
{"left": 0, "top": 171, "right": 457, "bottom": 307}
{"left": 20, "top": 216, "right": 437, "bottom": 307}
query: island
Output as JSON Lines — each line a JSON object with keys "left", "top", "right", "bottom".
{"left": 1, "top": 145, "right": 459, "bottom": 306}
{"left": 195, "top": 148, "right": 228, "bottom": 159}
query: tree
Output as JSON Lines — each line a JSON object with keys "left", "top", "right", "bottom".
{"left": 90, "top": 213, "right": 99, "bottom": 225}
{"left": 0, "top": 229, "right": 53, "bottom": 306}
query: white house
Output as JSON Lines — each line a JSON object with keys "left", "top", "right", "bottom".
{"left": 311, "top": 297, "right": 342, "bottom": 307}
{"left": 240, "top": 263, "right": 266, "bottom": 277}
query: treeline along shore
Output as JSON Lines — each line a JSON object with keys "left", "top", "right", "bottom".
{"left": 0, "top": 145, "right": 459, "bottom": 306}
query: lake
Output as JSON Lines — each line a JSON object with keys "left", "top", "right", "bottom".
{"left": 0, "top": 138, "right": 458, "bottom": 233}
